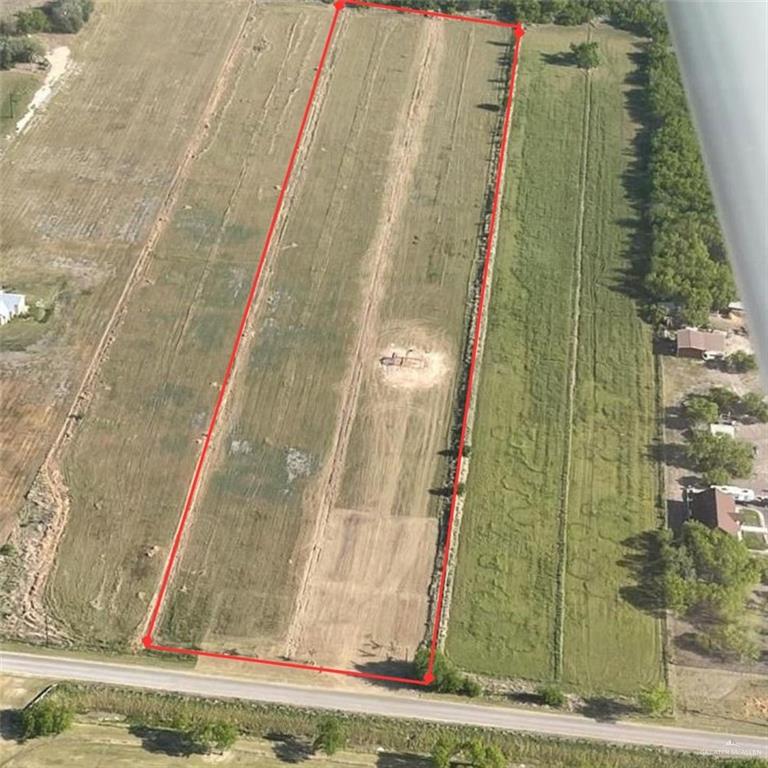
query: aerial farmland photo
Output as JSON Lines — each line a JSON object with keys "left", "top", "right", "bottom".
{"left": 0, "top": 0, "right": 766, "bottom": 766}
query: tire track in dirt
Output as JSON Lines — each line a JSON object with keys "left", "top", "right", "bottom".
{"left": 2, "top": 1, "right": 257, "bottom": 644}
{"left": 552, "top": 41, "right": 593, "bottom": 682}
{"left": 283, "top": 19, "right": 447, "bottom": 661}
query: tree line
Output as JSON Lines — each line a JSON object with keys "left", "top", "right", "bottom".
{"left": 0, "top": 0, "right": 94, "bottom": 69}
{"left": 643, "top": 36, "right": 736, "bottom": 325}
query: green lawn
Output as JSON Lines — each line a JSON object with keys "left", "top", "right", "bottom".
{"left": 0, "top": 69, "right": 41, "bottom": 140}
{"left": 447, "top": 25, "right": 661, "bottom": 695}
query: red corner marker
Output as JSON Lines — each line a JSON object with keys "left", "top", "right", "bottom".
{"left": 145, "top": 0, "right": 525, "bottom": 688}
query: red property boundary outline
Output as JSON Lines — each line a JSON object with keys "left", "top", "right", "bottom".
{"left": 142, "top": 0, "right": 524, "bottom": 687}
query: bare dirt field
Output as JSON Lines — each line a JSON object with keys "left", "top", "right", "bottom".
{"left": 1, "top": 0, "right": 512, "bottom": 675}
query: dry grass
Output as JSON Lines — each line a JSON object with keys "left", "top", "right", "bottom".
{"left": 157, "top": 10, "right": 512, "bottom": 672}
{"left": 673, "top": 664, "right": 768, "bottom": 735}
{"left": 0, "top": 0, "right": 251, "bottom": 540}
{"left": 12, "top": 2, "right": 515, "bottom": 675}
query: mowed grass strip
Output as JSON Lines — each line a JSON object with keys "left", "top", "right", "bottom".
{"left": 563, "top": 29, "right": 660, "bottom": 693}
{"left": 447, "top": 26, "right": 661, "bottom": 694}
{"left": 447, "top": 27, "right": 585, "bottom": 682}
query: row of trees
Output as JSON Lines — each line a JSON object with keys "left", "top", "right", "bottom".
{"left": 369, "top": 2, "right": 730, "bottom": 323}
{"left": 0, "top": 0, "right": 94, "bottom": 69}
{"left": 19, "top": 695, "right": 240, "bottom": 753}
{"left": 375, "top": 0, "right": 665, "bottom": 32}
{"left": 643, "top": 29, "right": 735, "bottom": 325}
{"left": 1, "top": 0, "right": 94, "bottom": 35}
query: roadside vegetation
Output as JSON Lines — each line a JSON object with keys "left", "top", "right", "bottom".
{"left": 415, "top": 648, "right": 481, "bottom": 697}
{"left": 13, "top": 682, "right": 761, "bottom": 768}
{"left": 20, "top": 695, "right": 74, "bottom": 738}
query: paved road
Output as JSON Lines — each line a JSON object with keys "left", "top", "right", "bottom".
{"left": 1, "top": 651, "right": 765, "bottom": 758}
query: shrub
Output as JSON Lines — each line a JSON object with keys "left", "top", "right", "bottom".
{"left": 188, "top": 720, "right": 238, "bottom": 754}
{"left": 47, "top": 0, "right": 94, "bottom": 33}
{"left": 637, "top": 684, "right": 672, "bottom": 716}
{"left": 414, "top": 648, "right": 479, "bottom": 697}
{"left": 21, "top": 698, "right": 74, "bottom": 739}
{"left": 707, "top": 386, "right": 740, "bottom": 415}
{"left": 537, "top": 684, "right": 566, "bottom": 708}
{"left": 0, "top": 36, "right": 45, "bottom": 69}
{"left": 0, "top": 542, "right": 16, "bottom": 557}
{"left": 724, "top": 350, "right": 757, "bottom": 373}
{"left": 740, "top": 392, "right": 768, "bottom": 423}
{"left": 313, "top": 716, "right": 345, "bottom": 756}
{"left": 683, "top": 395, "right": 718, "bottom": 426}
{"left": 570, "top": 41, "right": 599, "bottom": 69}
{"left": 15, "top": 8, "right": 50, "bottom": 33}
{"left": 461, "top": 444, "right": 472, "bottom": 458}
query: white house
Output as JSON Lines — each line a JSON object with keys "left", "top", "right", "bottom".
{"left": 709, "top": 423, "right": 736, "bottom": 438}
{"left": 0, "top": 292, "right": 27, "bottom": 326}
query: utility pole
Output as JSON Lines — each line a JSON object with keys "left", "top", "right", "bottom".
{"left": 9, "top": 91, "right": 20, "bottom": 120}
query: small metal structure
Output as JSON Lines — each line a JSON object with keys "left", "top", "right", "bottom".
{"left": 380, "top": 348, "right": 424, "bottom": 369}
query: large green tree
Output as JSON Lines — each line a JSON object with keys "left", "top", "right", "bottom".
{"left": 570, "top": 41, "right": 599, "bottom": 69}
{"left": 686, "top": 432, "right": 753, "bottom": 483}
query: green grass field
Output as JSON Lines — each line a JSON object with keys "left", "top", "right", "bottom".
{"left": 0, "top": 70, "right": 41, "bottom": 140}
{"left": 447, "top": 25, "right": 661, "bottom": 695}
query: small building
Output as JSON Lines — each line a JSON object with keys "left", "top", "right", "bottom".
{"left": 709, "top": 423, "right": 736, "bottom": 438}
{"left": 0, "top": 291, "right": 27, "bottom": 326}
{"left": 689, "top": 487, "right": 740, "bottom": 536}
{"left": 676, "top": 327, "right": 726, "bottom": 359}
